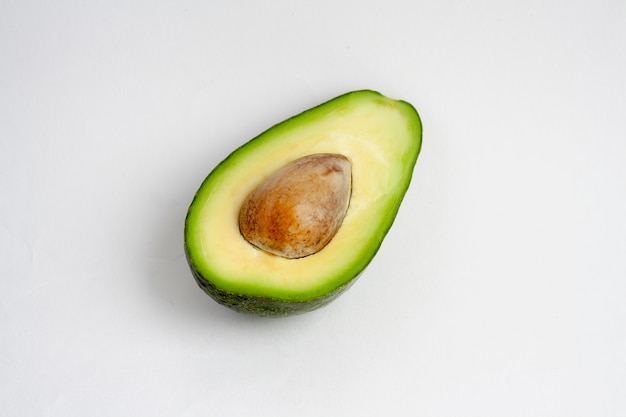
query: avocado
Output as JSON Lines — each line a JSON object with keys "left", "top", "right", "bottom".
{"left": 184, "top": 90, "right": 422, "bottom": 317}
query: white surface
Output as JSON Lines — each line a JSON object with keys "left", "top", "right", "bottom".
{"left": 1, "top": 1, "right": 625, "bottom": 416}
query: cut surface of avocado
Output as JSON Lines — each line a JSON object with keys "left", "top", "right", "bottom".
{"left": 184, "top": 90, "right": 422, "bottom": 316}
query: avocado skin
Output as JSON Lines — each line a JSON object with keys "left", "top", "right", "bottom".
{"left": 185, "top": 247, "right": 357, "bottom": 317}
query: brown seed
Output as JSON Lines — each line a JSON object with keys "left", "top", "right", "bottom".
{"left": 239, "top": 153, "right": 352, "bottom": 259}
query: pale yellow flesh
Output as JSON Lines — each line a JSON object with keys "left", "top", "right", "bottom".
{"left": 194, "top": 99, "right": 413, "bottom": 292}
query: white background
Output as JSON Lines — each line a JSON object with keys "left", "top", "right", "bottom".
{"left": 1, "top": 1, "right": 625, "bottom": 416}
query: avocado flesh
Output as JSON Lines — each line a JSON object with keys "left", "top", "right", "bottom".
{"left": 185, "top": 90, "right": 422, "bottom": 316}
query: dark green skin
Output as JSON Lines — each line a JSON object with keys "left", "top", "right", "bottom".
{"left": 185, "top": 247, "right": 357, "bottom": 317}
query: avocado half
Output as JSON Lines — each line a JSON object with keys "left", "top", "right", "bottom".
{"left": 185, "top": 90, "right": 422, "bottom": 317}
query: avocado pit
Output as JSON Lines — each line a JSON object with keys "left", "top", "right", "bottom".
{"left": 239, "top": 153, "right": 352, "bottom": 259}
